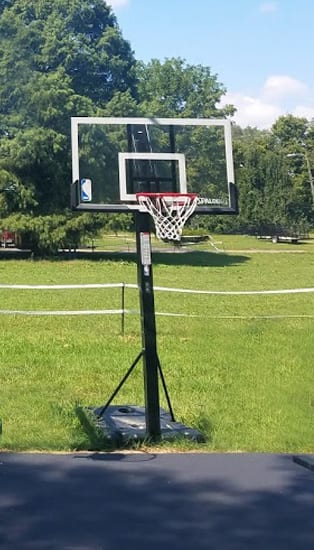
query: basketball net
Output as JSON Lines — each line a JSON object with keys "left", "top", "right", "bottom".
{"left": 136, "top": 193, "right": 198, "bottom": 241}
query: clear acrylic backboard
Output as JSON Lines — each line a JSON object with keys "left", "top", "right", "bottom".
{"left": 71, "top": 117, "right": 237, "bottom": 215}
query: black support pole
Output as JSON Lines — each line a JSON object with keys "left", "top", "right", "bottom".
{"left": 78, "top": 209, "right": 204, "bottom": 447}
{"left": 135, "top": 212, "right": 161, "bottom": 440}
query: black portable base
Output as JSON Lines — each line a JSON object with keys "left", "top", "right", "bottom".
{"left": 78, "top": 212, "right": 203, "bottom": 448}
{"left": 78, "top": 405, "right": 204, "bottom": 448}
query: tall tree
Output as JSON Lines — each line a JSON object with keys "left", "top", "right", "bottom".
{"left": 271, "top": 114, "right": 309, "bottom": 147}
{"left": 0, "top": 0, "right": 137, "bottom": 215}
{"left": 136, "top": 58, "right": 234, "bottom": 118}
{"left": 271, "top": 115, "right": 314, "bottom": 224}
{"left": 229, "top": 121, "right": 313, "bottom": 235}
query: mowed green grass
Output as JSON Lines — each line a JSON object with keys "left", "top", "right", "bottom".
{"left": 0, "top": 234, "right": 313, "bottom": 452}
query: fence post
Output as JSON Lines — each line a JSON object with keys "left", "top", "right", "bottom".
{"left": 121, "top": 283, "right": 125, "bottom": 336}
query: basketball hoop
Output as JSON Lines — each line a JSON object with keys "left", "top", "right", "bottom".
{"left": 136, "top": 192, "right": 198, "bottom": 241}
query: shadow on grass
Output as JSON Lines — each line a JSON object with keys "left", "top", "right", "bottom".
{"left": 0, "top": 249, "right": 33, "bottom": 260}
{"left": 61, "top": 250, "right": 250, "bottom": 267}
{"left": 152, "top": 250, "right": 249, "bottom": 267}
{"left": 0, "top": 248, "right": 250, "bottom": 267}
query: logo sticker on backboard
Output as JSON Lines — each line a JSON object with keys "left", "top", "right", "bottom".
{"left": 81, "top": 178, "right": 92, "bottom": 202}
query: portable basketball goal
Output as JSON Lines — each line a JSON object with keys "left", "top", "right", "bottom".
{"left": 71, "top": 117, "right": 237, "bottom": 446}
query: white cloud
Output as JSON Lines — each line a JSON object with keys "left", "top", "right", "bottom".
{"left": 293, "top": 105, "right": 314, "bottom": 120}
{"left": 262, "top": 75, "right": 308, "bottom": 99}
{"left": 222, "top": 75, "right": 314, "bottom": 129}
{"left": 107, "top": 0, "right": 129, "bottom": 8}
{"left": 259, "top": 2, "right": 278, "bottom": 14}
{"left": 223, "top": 92, "right": 282, "bottom": 129}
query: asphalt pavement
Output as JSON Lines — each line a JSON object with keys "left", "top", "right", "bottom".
{"left": 0, "top": 452, "right": 313, "bottom": 549}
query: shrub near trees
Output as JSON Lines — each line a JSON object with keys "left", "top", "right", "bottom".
{"left": 0, "top": 1, "right": 313, "bottom": 253}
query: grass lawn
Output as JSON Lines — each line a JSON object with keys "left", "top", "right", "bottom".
{"left": 0, "top": 233, "right": 313, "bottom": 452}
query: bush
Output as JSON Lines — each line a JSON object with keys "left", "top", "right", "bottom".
{"left": 0, "top": 212, "right": 108, "bottom": 256}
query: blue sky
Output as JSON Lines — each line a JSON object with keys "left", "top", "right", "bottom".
{"left": 108, "top": 0, "right": 314, "bottom": 129}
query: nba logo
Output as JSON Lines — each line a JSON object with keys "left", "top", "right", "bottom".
{"left": 81, "top": 178, "right": 92, "bottom": 202}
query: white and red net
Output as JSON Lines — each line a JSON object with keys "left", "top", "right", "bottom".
{"left": 136, "top": 193, "right": 198, "bottom": 241}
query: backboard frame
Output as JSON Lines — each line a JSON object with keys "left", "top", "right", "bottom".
{"left": 71, "top": 116, "right": 237, "bottom": 215}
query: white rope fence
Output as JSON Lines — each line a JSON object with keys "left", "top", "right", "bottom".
{"left": 0, "top": 282, "right": 314, "bottom": 294}
{"left": 0, "top": 283, "right": 126, "bottom": 290}
{"left": 0, "top": 283, "right": 313, "bottom": 319}
{"left": 153, "top": 286, "right": 314, "bottom": 295}
{"left": 0, "top": 309, "right": 125, "bottom": 316}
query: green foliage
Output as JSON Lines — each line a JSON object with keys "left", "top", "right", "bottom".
{"left": 101, "top": 214, "right": 134, "bottom": 235}
{"left": 0, "top": 212, "right": 106, "bottom": 255}
{"left": 271, "top": 114, "right": 309, "bottom": 147}
{"left": 200, "top": 119, "right": 314, "bottom": 235}
{"left": 136, "top": 58, "right": 234, "bottom": 118}
{"left": 0, "top": 172, "right": 37, "bottom": 219}
{"left": 0, "top": 0, "right": 137, "bottom": 218}
{"left": 0, "top": 0, "right": 137, "bottom": 106}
